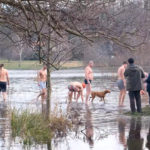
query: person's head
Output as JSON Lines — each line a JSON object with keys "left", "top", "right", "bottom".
{"left": 82, "top": 82, "right": 86, "bottom": 88}
{"left": 123, "top": 61, "right": 127, "bottom": 68}
{"left": 43, "top": 65, "right": 47, "bottom": 70}
{"left": 128, "top": 58, "right": 134, "bottom": 65}
{"left": 88, "top": 60, "right": 94, "bottom": 67}
{"left": 0, "top": 64, "right": 4, "bottom": 69}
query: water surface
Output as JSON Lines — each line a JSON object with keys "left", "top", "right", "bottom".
{"left": 0, "top": 68, "right": 149, "bottom": 150}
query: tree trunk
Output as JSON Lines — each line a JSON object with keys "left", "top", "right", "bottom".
{"left": 46, "top": 22, "right": 51, "bottom": 120}
{"left": 19, "top": 48, "right": 22, "bottom": 68}
{"left": 46, "top": 65, "right": 51, "bottom": 119}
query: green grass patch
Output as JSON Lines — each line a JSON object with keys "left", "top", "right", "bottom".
{"left": 0, "top": 60, "right": 42, "bottom": 70}
{"left": 125, "top": 105, "right": 150, "bottom": 116}
{"left": 11, "top": 109, "right": 72, "bottom": 146}
{"left": 0, "top": 60, "right": 84, "bottom": 70}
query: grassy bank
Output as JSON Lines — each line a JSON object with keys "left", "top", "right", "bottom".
{"left": 0, "top": 60, "right": 84, "bottom": 70}
{"left": 125, "top": 106, "right": 150, "bottom": 116}
{"left": 11, "top": 109, "right": 72, "bottom": 145}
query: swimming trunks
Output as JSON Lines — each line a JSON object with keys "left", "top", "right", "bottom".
{"left": 0, "top": 82, "right": 7, "bottom": 92}
{"left": 117, "top": 79, "right": 125, "bottom": 90}
{"left": 68, "top": 85, "right": 77, "bottom": 92}
{"left": 84, "top": 79, "right": 92, "bottom": 84}
{"left": 39, "top": 82, "right": 46, "bottom": 90}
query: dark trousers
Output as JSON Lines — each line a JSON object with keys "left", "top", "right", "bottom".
{"left": 148, "top": 92, "right": 150, "bottom": 104}
{"left": 128, "top": 91, "right": 142, "bottom": 113}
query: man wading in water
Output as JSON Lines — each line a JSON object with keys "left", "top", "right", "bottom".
{"left": 84, "top": 61, "right": 94, "bottom": 104}
{"left": 0, "top": 64, "right": 9, "bottom": 101}
{"left": 37, "top": 65, "right": 47, "bottom": 102}
{"left": 117, "top": 61, "right": 127, "bottom": 107}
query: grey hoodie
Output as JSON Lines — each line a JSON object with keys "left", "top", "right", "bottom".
{"left": 124, "top": 64, "right": 145, "bottom": 91}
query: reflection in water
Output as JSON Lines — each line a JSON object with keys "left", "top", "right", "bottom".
{"left": 47, "top": 140, "right": 52, "bottom": 150}
{"left": 127, "top": 118, "right": 143, "bottom": 150}
{"left": 118, "top": 118, "right": 127, "bottom": 149}
{"left": 85, "top": 104, "right": 94, "bottom": 147}
{"left": 81, "top": 104, "right": 94, "bottom": 148}
{"left": 0, "top": 102, "right": 11, "bottom": 150}
{"left": 146, "top": 126, "right": 150, "bottom": 149}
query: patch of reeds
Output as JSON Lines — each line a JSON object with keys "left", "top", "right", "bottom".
{"left": 11, "top": 108, "right": 72, "bottom": 146}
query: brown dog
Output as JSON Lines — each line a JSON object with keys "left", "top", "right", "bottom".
{"left": 90, "top": 90, "right": 111, "bottom": 103}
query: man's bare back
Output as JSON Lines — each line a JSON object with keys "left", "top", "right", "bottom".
{"left": 0, "top": 67, "right": 9, "bottom": 83}
{"left": 117, "top": 65, "right": 126, "bottom": 80}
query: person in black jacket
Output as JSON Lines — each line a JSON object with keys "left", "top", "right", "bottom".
{"left": 146, "top": 73, "right": 150, "bottom": 104}
{"left": 124, "top": 58, "right": 145, "bottom": 113}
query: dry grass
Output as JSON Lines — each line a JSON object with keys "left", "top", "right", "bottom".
{"left": 11, "top": 108, "right": 72, "bottom": 146}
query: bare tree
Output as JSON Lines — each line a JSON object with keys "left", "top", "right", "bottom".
{"left": 0, "top": 0, "right": 149, "bottom": 119}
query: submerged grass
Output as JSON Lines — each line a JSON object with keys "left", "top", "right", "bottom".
{"left": 11, "top": 109, "right": 72, "bottom": 146}
{"left": 125, "top": 105, "right": 150, "bottom": 116}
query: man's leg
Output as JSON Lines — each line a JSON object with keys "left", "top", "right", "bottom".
{"left": 128, "top": 91, "right": 136, "bottom": 113}
{"left": 74, "top": 92, "right": 76, "bottom": 99}
{"left": 121, "top": 89, "right": 126, "bottom": 106}
{"left": 68, "top": 91, "right": 73, "bottom": 102}
{"left": 134, "top": 91, "right": 142, "bottom": 113}
{"left": 86, "top": 84, "right": 91, "bottom": 103}
{"left": 76, "top": 92, "right": 81, "bottom": 102}
{"left": 119, "top": 90, "right": 123, "bottom": 106}
{"left": 2, "top": 92, "right": 7, "bottom": 101}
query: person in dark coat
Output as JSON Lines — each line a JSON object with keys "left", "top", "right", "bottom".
{"left": 145, "top": 73, "right": 150, "bottom": 104}
{"left": 124, "top": 58, "right": 145, "bottom": 113}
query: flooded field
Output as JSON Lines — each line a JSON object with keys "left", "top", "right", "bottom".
{"left": 0, "top": 68, "right": 150, "bottom": 150}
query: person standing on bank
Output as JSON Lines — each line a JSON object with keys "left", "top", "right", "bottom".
{"left": 124, "top": 58, "right": 145, "bottom": 113}
{"left": 85, "top": 61, "right": 94, "bottom": 103}
{"left": 0, "top": 64, "right": 9, "bottom": 101}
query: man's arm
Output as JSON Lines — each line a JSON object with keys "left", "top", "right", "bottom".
{"left": 37, "top": 71, "right": 41, "bottom": 84}
{"left": 6, "top": 71, "right": 9, "bottom": 85}
{"left": 124, "top": 69, "right": 128, "bottom": 78}
{"left": 81, "top": 90, "right": 84, "bottom": 102}
{"left": 141, "top": 69, "right": 145, "bottom": 79}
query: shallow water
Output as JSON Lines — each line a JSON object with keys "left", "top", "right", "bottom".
{"left": 0, "top": 68, "right": 150, "bottom": 150}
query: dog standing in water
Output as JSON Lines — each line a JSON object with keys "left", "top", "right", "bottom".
{"left": 90, "top": 90, "right": 111, "bottom": 103}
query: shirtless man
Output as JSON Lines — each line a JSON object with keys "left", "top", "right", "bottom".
{"left": 0, "top": 64, "right": 9, "bottom": 101}
{"left": 85, "top": 61, "right": 94, "bottom": 103}
{"left": 117, "top": 61, "right": 127, "bottom": 106}
{"left": 37, "top": 65, "right": 47, "bottom": 102}
{"left": 68, "top": 82, "right": 85, "bottom": 102}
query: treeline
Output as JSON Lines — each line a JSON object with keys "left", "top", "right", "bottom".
{"left": 0, "top": 0, "right": 150, "bottom": 66}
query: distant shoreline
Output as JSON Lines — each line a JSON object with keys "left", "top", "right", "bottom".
{"left": 0, "top": 60, "right": 84, "bottom": 70}
{"left": 0, "top": 60, "right": 150, "bottom": 71}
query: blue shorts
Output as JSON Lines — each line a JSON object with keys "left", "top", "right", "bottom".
{"left": 84, "top": 79, "right": 92, "bottom": 84}
{"left": 39, "top": 82, "right": 46, "bottom": 90}
{"left": 117, "top": 80, "right": 125, "bottom": 90}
